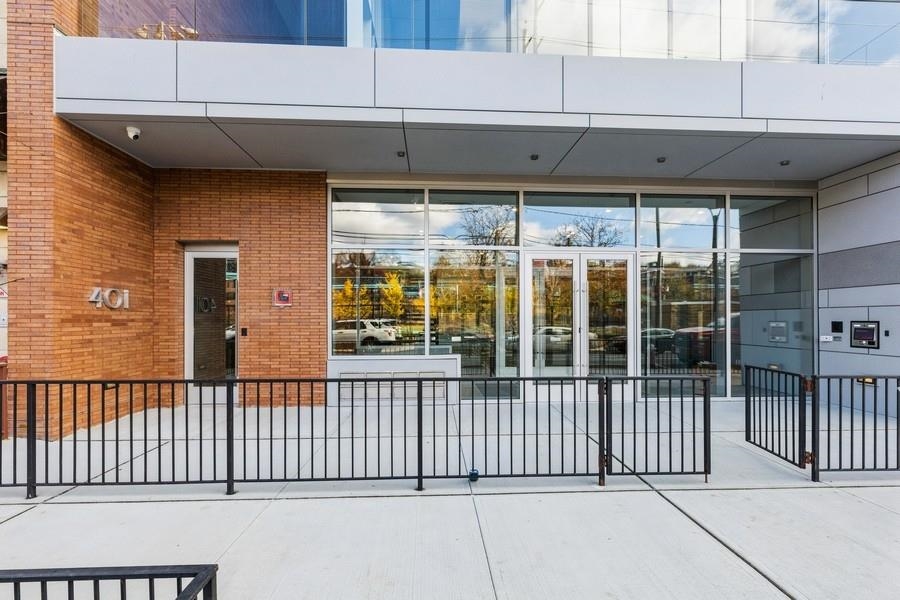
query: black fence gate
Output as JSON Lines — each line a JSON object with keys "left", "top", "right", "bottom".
{"left": 745, "top": 365, "right": 900, "bottom": 482}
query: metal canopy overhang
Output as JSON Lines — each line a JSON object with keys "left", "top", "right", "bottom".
{"left": 56, "top": 103, "right": 900, "bottom": 183}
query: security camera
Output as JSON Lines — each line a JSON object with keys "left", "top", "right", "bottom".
{"left": 125, "top": 126, "right": 141, "bottom": 141}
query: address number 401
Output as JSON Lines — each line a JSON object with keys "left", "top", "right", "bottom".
{"left": 89, "top": 287, "right": 130, "bottom": 310}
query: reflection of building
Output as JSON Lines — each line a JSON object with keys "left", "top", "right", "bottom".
{"left": 6, "top": 0, "right": 900, "bottom": 403}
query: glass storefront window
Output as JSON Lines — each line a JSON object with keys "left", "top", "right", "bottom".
{"left": 640, "top": 195, "right": 725, "bottom": 249}
{"left": 430, "top": 250, "right": 519, "bottom": 375}
{"left": 523, "top": 193, "right": 635, "bottom": 247}
{"left": 331, "top": 189, "right": 424, "bottom": 246}
{"left": 429, "top": 191, "right": 518, "bottom": 246}
{"left": 331, "top": 250, "right": 426, "bottom": 355}
{"left": 730, "top": 254, "right": 814, "bottom": 395}
{"left": 641, "top": 252, "right": 726, "bottom": 395}
{"left": 729, "top": 196, "right": 813, "bottom": 249}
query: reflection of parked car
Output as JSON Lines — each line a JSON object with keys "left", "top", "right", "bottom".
{"left": 673, "top": 315, "right": 739, "bottom": 367}
{"left": 607, "top": 328, "right": 675, "bottom": 354}
{"left": 506, "top": 327, "right": 598, "bottom": 353}
{"left": 333, "top": 319, "right": 397, "bottom": 345}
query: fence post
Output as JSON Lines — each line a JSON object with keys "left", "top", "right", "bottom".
{"left": 744, "top": 365, "right": 751, "bottom": 443}
{"left": 798, "top": 376, "right": 808, "bottom": 469}
{"left": 225, "top": 380, "right": 236, "bottom": 496}
{"left": 26, "top": 383, "right": 37, "bottom": 499}
{"left": 810, "top": 376, "right": 820, "bottom": 482}
{"left": 703, "top": 378, "right": 711, "bottom": 483}
{"left": 598, "top": 378, "right": 606, "bottom": 487}
{"left": 416, "top": 380, "right": 424, "bottom": 492}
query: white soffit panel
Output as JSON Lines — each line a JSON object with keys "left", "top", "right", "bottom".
{"left": 71, "top": 120, "right": 258, "bottom": 169}
{"left": 177, "top": 43, "right": 375, "bottom": 107}
{"left": 217, "top": 122, "right": 408, "bottom": 172}
{"left": 743, "top": 62, "right": 900, "bottom": 123}
{"left": 405, "top": 128, "right": 581, "bottom": 175}
{"left": 691, "top": 136, "right": 900, "bottom": 180}
{"left": 564, "top": 56, "right": 742, "bottom": 117}
{"left": 376, "top": 48, "right": 563, "bottom": 112}
{"left": 55, "top": 37, "right": 177, "bottom": 102}
{"left": 555, "top": 132, "right": 756, "bottom": 177}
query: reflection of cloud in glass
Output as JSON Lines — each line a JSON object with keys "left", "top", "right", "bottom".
{"left": 364, "top": 0, "right": 900, "bottom": 66}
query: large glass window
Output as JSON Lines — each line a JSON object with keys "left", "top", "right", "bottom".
{"left": 331, "top": 250, "right": 426, "bottom": 355}
{"left": 730, "top": 254, "right": 814, "bottom": 394}
{"left": 640, "top": 195, "right": 725, "bottom": 249}
{"left": 730, "top": 196, "right": 813, "bottom": 249}
{"left": 429, "top": 191, "right": 518, "bottom": 246}
{"left": 331, "top": 189, "right": 424, "bottom": 246}
{"left": 641, "top": 252, "right": 726, "bottom": 395}
{"left": 523, "top": 193, "right": 635, "bottom": 247}
{"left": 430, "top": 250, "right": 519, "bottom": 375}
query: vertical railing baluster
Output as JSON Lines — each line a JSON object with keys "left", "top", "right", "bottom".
{"left": 416, "top": 380, "right": 424, "bottom": 492}
{"left": 812, "top": 376, "right": 820, "bottom": 482}
{"left": 26, "top": 383, "right": 37, "bottom": 499}
{"left": 226, "top": 380, "right": 235, "bottom": 496}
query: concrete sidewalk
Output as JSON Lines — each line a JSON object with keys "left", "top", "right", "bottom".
{"left": 0, "top": 397, "right": 898, "bottom": 598}
{"left": 0, "top": 472, "right": 899, "bottom": 599}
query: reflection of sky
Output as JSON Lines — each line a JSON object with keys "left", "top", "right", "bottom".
{"left": 639, "top": 207, "right": 724, "bottom": 248}
{"left": 361, "top": 0, "right": 899, "bottom": 65}
{"left": 523, "top": 205, "right": 634, "bottom": 246}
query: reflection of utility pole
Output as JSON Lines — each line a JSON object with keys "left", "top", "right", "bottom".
{"left": 656, "top": 206, "right": 663, "bottom": 331}
{"left": 710, "top": 208, "right": 722, "bottom": 370}
{"left": 355, "top": 264, "right": 362, "bottom": 351}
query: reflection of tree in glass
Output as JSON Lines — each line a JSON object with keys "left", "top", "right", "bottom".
{"left": 332, "top": 278, "right": 373, "bottom": 320}
{"left": 552, "top": 214, "right": 623, "bottom": 247}
{"left": 461, "top": 205, "right": 516, "bottom": 246}
{"left": 381, "top": 272, "right": 406, "bottom": 319}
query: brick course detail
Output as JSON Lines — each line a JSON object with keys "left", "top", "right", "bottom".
{"left": 6, "top": 1, "right": 328, "bottom": 437}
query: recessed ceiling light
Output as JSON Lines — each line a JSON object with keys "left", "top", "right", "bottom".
{"left": 530, "top": 154, "right": 540, "bottom": 161}
{"left": 656, "top": 156, "right": 667, "bottom": 163}
{"left": 779, "top": 159, "right": 791, "bottom": 166}
{"left": 397, "top": 151, "right": 406, "bottom": 158}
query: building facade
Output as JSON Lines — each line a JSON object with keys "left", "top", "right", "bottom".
{"left": 6, "top": 1, "right": 900, "bottom": 406}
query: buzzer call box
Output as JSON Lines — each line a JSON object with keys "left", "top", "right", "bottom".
{"left": 850, "top": 321, "right": 880, "bottom": 349}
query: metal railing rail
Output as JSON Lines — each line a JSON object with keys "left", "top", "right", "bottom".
{"left": 0, "top": 564, "right": 218, "bottom": 600}
{"left": 744, "top": 365, "right": 810, "bottom": 470}
{"left": 0, "top": 376, "right": 711, "bottom": 497}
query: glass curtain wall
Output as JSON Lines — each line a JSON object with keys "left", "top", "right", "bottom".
{"left": 331, "top": 188, "right": 814, "bottom": 397}
{"left": 87, "top": 2, "right": 900, "bottom": 66}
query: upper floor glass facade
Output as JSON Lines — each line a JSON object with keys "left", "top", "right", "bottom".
{"left": 85, "top": 1, "right": 900, "bottom": 66}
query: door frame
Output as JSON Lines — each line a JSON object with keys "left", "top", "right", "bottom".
{"left": 523, "top": 250, "right": 636, "bottom": 379}
{"left": 184, "top": 246, "right": 239, "bottom": 382}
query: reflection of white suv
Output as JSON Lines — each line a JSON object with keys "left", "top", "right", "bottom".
{"left": 333, "top": 320, "right": 397, "bottom": 346}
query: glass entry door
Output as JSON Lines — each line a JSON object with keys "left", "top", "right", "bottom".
{"left": 526, "top": 253, "right": 633, "bottom": 378}
{"left": 185, "top": 249, "right": 238, "bottom": 400}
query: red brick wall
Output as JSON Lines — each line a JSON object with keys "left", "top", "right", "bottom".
{"left": 5, "top": 2, "right": 329, "bottom": 437}
{"left": 154, "top": 170, "right": 327, "bottom": 381}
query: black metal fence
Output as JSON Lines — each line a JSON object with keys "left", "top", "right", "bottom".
{"left": 606, "top": 377, "right": 711, "bottom": 479}
{"left": 0, "top": 565, "right": 217, "bottom": 599}
{"left": 744, "top": 365, "right": 810, "bottom": 469}
{"left": 815, "top": 375, "right": 899, "bottom": 479}
{"left": 744, "top": 366, "right": 900, "bottom": 481}
{"left": 0, "top": 376, "right": 711, "bottom": 497}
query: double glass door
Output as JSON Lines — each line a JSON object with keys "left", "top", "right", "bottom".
{"left": 525, "top": 253, "right": 633, "bottom": 378}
